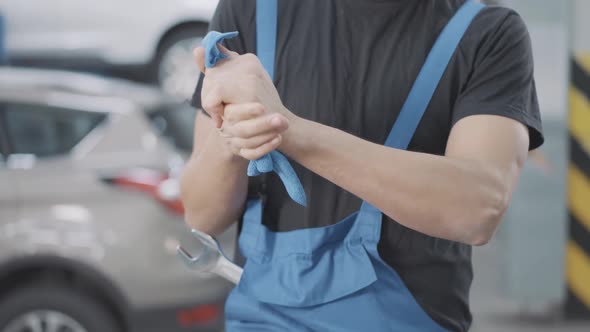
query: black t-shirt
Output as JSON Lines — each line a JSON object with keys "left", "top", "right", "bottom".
{"left": 191, "top": 0, "right": 544, "bottom": 331}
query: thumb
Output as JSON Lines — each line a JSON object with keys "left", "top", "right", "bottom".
{"left": 193, "top": 47, "right": 206, "bottom": 74}
{"left": 217, "top": 44, "right": 240, "bottom": 58}
{"left": 193, "top": 44, "right": 238, "bottom": 74}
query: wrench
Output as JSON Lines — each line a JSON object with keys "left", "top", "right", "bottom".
{"left": 177, "top": 229, "right": 243, "bottom": 284}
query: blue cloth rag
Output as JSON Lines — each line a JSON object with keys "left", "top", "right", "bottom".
{"left": 203, "top": 31, "right": 238, "bottom": 68}
{"left": 202, "top": 31, "right": 306, "bottom": 206}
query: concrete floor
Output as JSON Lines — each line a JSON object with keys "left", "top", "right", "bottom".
{"left": 471, "top": 239, "right": 590, "bottom": 332}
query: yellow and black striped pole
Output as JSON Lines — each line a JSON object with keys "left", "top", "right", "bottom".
{"left": 566, "top": 0, "right": 590, "bottom": 319}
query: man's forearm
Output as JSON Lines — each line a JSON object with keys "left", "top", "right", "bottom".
{"left": 281, "top": 116, "right": 519, "bottom": 245}
{"left": 181, "top": 129, "right": 249, "bottom": 235}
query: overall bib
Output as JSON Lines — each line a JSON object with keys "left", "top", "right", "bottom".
{"left": 225, "top": 1, "right": 484, "bottom": 330}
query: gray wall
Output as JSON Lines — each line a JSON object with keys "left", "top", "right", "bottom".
{"left": 488, "top": 0, "right": 569, "bottom": 310}
{"left": 501, "top": 0, "right": 568, "bottom": 119}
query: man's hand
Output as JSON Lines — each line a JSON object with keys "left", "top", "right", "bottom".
{"left": 220, "top": 103, "right": 289, "bottom": 160}
{"left": 193, "top": 46, "right": 293, "bottom": 128}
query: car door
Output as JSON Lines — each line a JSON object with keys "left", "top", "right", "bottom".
{"left": 55, "top": 0, "right": 137, "bottom": 59}
{"left": 0, "top": 108, "right": 19, "bottom": 253}
{"left": 3, "top": 101, "right": 109, "bottom": 257}
{"left": 0, "top": 0, "right": 68, "bottom": 58}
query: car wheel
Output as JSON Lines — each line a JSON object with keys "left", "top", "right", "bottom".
{"left": 0, "top": 285, "right": 121, "bottom": 332}
{"left": 155, "top": 25, "right": 208, "bottom": 99}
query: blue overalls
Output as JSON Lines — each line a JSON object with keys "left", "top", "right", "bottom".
{"left": 224, "top": 1, "right": 485, "bottom": 330}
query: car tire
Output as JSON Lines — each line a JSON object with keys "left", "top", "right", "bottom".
{"left": 0, "top": 284, "right": 121, "bottom": 332}
{"left": 153, "top": 25, "right": 208, "bottom": 98}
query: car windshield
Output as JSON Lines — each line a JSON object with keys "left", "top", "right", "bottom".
{"left": 147, "top": 103, "right": 196, "bottom": 152}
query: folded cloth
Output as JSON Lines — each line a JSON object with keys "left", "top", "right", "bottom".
{"left": 202, "top": 31, "right": 307, "bottom": 206}
{"left": 203, "top": 31, "right": 239, "bottom": 68}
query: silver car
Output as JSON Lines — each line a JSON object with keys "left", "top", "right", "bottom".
{"left": 0, "top": 67, "right": 234, "bottom": 332}
{"left": 1, "top": 0, "right": 219, "bottom": 98}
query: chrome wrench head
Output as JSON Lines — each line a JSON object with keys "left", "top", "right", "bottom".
{"left": 177, "top": 229, "right": 223, "bottom": 273}
{"left": 177, "top": 229, "right": 243, "bottom": 284}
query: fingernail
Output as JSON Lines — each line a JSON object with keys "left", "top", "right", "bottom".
{"left": 271, "top": 116, "right": 282, "bottom": 127}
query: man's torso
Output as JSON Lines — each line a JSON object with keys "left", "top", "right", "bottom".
{"left": 194, "top": 1, "right": 542, "bottom": 330}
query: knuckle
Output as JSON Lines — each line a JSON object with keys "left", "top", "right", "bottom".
{"left": 232, "top": 137, "right": 245, "bottom": 149}
{"left": 252, "top": 103, "right": 265, "bottom": 115}
{"left": 243, "top": 126, "right": 256, "bottom": 138}
{"left": 200, "top": 93, "right": 211, "bottom": 108}
{"left": 236, "top": 138, "right": 249, "bottom": 149}
{"left": 226, "top": 140, "right": 240, "bottom": 153}
{"left": 234, "top": 125, "right": 248, "bottom": 138}
{"left": 242, "top": 54, "right": 261, "bottom": 72}
{"left": 224, "top": 107, "right": 236, "bottom": 121}
{"left": 219, "top": 126, "right": 232, "bottom": 138}
{"left": 252, "top": 136, "right": 268, "bottom": 149}
{"left": 201, "top": 102, "right": 214, "bottom": 113}
{"left": 242, "top": 53, "right": 258, "bottom": 64}
{"left": 246, "top": 121, "right": 262, "bottom": 136}
{"left": 200, "top": 91, "right": 217, "bottom": 111}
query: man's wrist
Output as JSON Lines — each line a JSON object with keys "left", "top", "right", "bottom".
{"left": 280, "top": 112, "right": 308, "bottom": 158}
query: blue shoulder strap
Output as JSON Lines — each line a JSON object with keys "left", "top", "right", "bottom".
{"left": 360, "top": 0, "right": 484, "bottom": 215}
{"left": 384, "top": 0, "right": 484, "bottom": 150}
{"left": 249, "top": 0, "right": 306, "bottom": 205}
{"left": 256, "top": 0, "right": 278, "bottom": 80}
